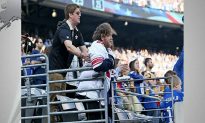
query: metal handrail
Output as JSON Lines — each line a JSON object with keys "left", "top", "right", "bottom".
{"left": 21, "top": 54, "right": 109, "bottom": 123}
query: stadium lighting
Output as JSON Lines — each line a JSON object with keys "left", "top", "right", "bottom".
{"left": 52, "top": 9, "right": 57, "bottom": 17}
{"left": 124, "top": 21, "right": 128, "bottom": 26}
{"left": 176, "top": 47, "right": 179, "bottom": 50}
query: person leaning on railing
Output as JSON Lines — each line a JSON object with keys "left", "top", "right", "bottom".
{"left": 48, "top": 4, "right": 89, "bottom": 122}
{"left": 48, "top": 3, "right": 90, "bottom": 99}
{"left": 76, "top": 22, "right": 117, "bottom": 120}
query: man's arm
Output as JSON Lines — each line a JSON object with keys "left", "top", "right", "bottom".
{"left": 92, "top": 54, "right": 115, "bottom": 72}
{"left": 58, "top": 28, "right": 86, "bottom": 58}
{"left": 79, "top": 45, "right": 89, "bottom": 61}
{"left": 79, "top": 45, "right": 88, "bottom": 54}
{"left": 64, "top": 40, "right": 82, "bottom": 58}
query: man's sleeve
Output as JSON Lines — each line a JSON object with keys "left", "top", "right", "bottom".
{"left": 91, "top": 56, "right": 115, "bottom": 72}
{"left": 58, "top": 29, "right": 72, "bottom": 44}
{"left": 90, "top": 45, "right": 114, "bottom": 72}
{"left": 78, "top": 32, "right": 85, "bottom": 46}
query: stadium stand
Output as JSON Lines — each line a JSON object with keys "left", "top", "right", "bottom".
{"left": 21, "top": 0, "right": 183, "bottom": 122}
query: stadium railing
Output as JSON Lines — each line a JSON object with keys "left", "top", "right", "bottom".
{"left": 21, "top": 54, "right": 109, "bottom": 123}
{"left": 111, "top": 76, "right": 175, "bottom": 123}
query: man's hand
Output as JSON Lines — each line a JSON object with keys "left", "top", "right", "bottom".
{"left": 80, "top": 52, "right": 90, "bottom": 62}
{"left": 79, "top": 45, "right": 90, "bottom": 62}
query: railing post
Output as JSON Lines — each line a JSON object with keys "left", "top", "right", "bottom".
{"left": 171, "top": 76, "right": 174, "bottom": 123}
{"left": 104, "top": 73, "right": 108, "bottom": 123}
{"left": 44, "top": 54, "right": 50, "bottom": 123}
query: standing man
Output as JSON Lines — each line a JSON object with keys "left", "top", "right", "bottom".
{"left": 48, "top": 4, "right": 89, "bottom": 122}
{"left": 49, "top": 3, "right": 89, "bottom": 74}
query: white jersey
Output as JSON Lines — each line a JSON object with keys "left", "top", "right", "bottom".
{"left": 77, "top": 40, "right": 114, "bottom": 105}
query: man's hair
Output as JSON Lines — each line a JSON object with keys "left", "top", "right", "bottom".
{"left": 164, "top": 70, "right": 177, "bottom": 84}
{"left": 64, "top": 4, "right": 80, "bottom": 19}
{"left": 92, "top": 22, "right": 117, "bottom": 41}
{"left": 143, "top": 58, "right": 152, "bottom": 66}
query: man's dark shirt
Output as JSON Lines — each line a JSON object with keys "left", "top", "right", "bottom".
{"left": 49, "top": 21, "right": 84, "bottom": 72}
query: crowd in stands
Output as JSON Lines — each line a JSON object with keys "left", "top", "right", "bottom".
{"left": 22, "top": 36, "right": 179, "bottom": 79}
{"left": 21, "top": 35, "right": 49, "bottom": 87}
{"left": 21, "top": 35, "right": 182, "bottom": 122}
{"left": 113, "top": 48, "right": 178, "bottom": 78}
{"left": 109, "top": 0, "right": 184, "bottom": 13}
{"left": 21, "top": 3, "right": 183, "bottom": 122}
{"left": 112, "top": 55, "right": 183, "bottom": 122}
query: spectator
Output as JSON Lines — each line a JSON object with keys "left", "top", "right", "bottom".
{"left": 164, "top": 70, "right": 177, "bottom": 85}
{"left": 160, "top": 75, "right": 184, "bottom": 123}
{"left": 142, "top": 57, "right": 155, "bottom": 75}
{"left": 21, "top": 34, "right": 34, "bottom": 55}
{"left": 143, "top": 72, "right": 161, "bottom": 123}
{"left": 49, "top": 3, "right": 89, "bottom": 75}
{"left": 128, "top": 58, "right": 145, "bottom": 102}
{"left": 21, "top": 34, "right": 34, "bottom": 86}
{"left": 76, "top": 22, "right": 117, "bottom": 120}
{"left": 115, "top": 64, "right": 144, "bottom": 113}
{"left": 30, "top": 38, "right": 46, "bottom": 89}
{"left": 115, "top": 67, "right": 133, "bottom": 111}
{"left": 48, "top": 4, "right": 89, "bottom": 122}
